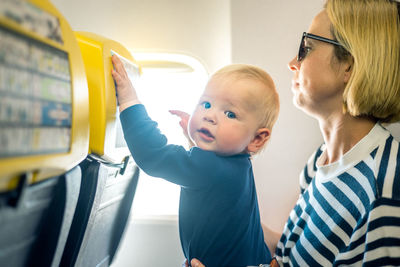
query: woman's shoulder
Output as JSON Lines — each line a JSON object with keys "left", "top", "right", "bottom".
{"left": 371, "top": 126, "right": 400, "bottom": 200}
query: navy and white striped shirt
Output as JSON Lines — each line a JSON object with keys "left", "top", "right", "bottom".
{"left": 276, "top": 123, "right": 400, "bottom": 266}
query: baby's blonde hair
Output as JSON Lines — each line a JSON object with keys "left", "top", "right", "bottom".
{"left": 211, "top": 64, "right": 280, "bottom": 132}
{"left": 326, "top": 0, "right": 400, "bottom": 122}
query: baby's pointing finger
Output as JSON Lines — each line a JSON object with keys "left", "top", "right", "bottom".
{"left": 169, "top": 110, "right": 189, "bottom": 119}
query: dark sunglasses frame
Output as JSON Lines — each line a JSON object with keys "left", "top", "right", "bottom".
{"left": 297, "top": 32, "right": 342, "bottom": 62}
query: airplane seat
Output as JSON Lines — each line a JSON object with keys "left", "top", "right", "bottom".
{"left": 61, "top": 159, "right": 139, "bottom": 267}
{"left": 0, "top": 1, "right": 90, "bottom": 266}
{"left": 0, "top": 167, "right": 81, "bottom": 267}
{"left": 59, "top": 32, "right": 141, "bottom": 267}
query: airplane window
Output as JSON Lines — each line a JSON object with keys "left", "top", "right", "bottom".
{"left": 129, "top": 52, "right": 208, "bottom": 218}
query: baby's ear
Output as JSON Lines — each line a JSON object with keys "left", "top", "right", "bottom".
{"left": 247, "top": 128, "right": 270, "bottom": 154}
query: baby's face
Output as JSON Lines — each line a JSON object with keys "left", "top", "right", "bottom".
{"left": 188, "top": 76, "right": 263, "bottom": 156}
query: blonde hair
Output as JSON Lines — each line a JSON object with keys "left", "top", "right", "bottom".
{"left": 326, "top": 0, "right": 400, "bottom": 123}
{"left": 211, "top": 64, "right": 280, "bottom": 131}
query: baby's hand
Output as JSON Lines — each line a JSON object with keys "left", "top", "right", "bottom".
{"left": 181, "top": 258, "right": 205, "bottom": 267}
{"left": 191, "top": 259, "right": 205, "bottom": 267}
{"left": 111, "top": 55, "right": 140, "bottom": 111}
{"left": 169, "top": 110, "right": 190, "bottom": 132}
{"left": 169, "top": 110, "right": 194, "bottom": 148}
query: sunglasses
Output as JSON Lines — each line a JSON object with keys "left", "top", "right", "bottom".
{"left": 297, "top": 32, "right": 342, "bottom": 62}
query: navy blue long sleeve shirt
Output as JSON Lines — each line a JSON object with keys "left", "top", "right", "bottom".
{"left": 120, "top": 104, "right": 271, "bottom": 267}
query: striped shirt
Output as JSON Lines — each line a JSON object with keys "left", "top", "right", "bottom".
{"left": 275, "top": 123, "right": 400, "bottom": 266}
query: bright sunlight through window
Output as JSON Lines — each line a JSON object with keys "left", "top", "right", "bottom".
{"left": 129, "top": 52, "right": 208, "bottom": 218}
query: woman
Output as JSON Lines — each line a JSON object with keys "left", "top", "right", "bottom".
{"left": 188, "top": 0, "right": 400, "bottom": 266}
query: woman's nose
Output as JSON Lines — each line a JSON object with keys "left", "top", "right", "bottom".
{"left": 288, "top": 56, "right": 300, "bottom": 72}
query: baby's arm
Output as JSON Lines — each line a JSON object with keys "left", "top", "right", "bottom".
{"left": 111, "top": 55, "right": 141, "bottom": 112}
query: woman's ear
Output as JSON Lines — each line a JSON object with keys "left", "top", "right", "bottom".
{"left": 343, "top": 57, "right": 353, "bottom": 83}
{"left": 247, "top": 128, "right": 271, "bottom": 154}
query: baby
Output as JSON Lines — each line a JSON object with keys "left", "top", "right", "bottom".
{"left": 112, "top": 55, "right": 279, "bottom": 267}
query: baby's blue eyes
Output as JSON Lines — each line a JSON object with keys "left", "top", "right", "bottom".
{"left": 225, "top": 111, "right": 236, "bottom": 119}
{"left": 201, "top": 101, "right": 236, "bottom": 119}
{"left": 202, "top": 102, "right": 211, "bottom": 109}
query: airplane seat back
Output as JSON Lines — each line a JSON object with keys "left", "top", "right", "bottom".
{"left": 0, "top": 0, "right": 90, "bottom": 266}
{"left": 59, "top": 32, "right": 140, "bottom": 267}
{"left": 61, "top": 160, "right": 139, "bottom": 267}
{"left": 0, "top": 168, "right": 82, "bottom": 267}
